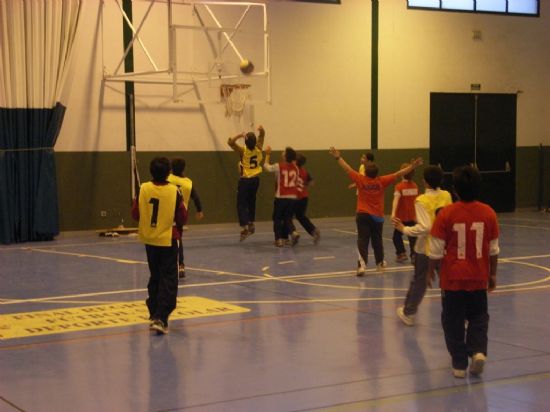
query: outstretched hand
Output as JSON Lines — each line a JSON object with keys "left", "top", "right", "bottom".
{"left": 329, "top": 147, "right": 341, "bottom": 159}
{"left": 392, "top": 217, "right": 405, "bottom": 233}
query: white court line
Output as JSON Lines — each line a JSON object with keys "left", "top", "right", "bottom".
{"left": 278, "top": 260, "right": 295, "bottom": 265}
{"left": 500, "top": 223, "right": 550, "bottom": 231}
{"left": 313, "top": 256, "right": 335, "bottom": 260}
{"left": 501, "top": 254, "right": 550, "bottom": 261}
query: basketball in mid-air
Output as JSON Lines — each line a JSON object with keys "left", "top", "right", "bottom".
{"left": 240, "top": 59, "right": 254, "bottom": 75}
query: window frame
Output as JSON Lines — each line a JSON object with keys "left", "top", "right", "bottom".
{"left": 407, "top": 0, "right": 540, "bottom": 17}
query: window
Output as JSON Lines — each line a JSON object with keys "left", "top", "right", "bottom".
{"left": 407, "top": 0, "right": 539, "bottom": 16}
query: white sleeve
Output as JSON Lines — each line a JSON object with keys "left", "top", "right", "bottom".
{"left": 429, "top": 236, "right": 446, "bottom": 259}
{"left": 402, "top": 201, "right": 431, "bottom": 237}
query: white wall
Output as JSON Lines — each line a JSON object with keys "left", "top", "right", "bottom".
{"left": 379, "top": 1, "right": 550, "bottom": 148}
{"left": 56, "top": 0, "right": 550, "bottom": 152}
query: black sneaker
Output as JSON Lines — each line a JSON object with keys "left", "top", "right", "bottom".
{"left": 150, "top": 319, "right": 167, "bottom": 335}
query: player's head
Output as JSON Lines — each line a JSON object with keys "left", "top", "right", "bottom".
{"left": 365, "top": 163, "right": 379, "bottom": 178}
{"left": 244, "top": 132, "right": 257, "bottom": 150}
{"left": 423, "top": 165, "right": 444, "bottom": 189}
{"left": 171, "top": 157, "right": 186, "bottom": 177}
{"left": 453, "top": 165, "right": 481, "bottom": 202}
{"left": 360, "top": 152, "right": 374, "bottom": 165}
{"left": 284, "top": 147, "right": 297, "bottom": 163}
{"left": 402, "top": 162, "right": 415, "bottom": 180}
{"left": 150, "top": 157, "right": 171, "bottom": 182}
{"left": 296, "top": 153, "right": 306, "bottom": 167}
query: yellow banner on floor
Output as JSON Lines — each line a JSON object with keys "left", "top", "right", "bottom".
{"left": 0, "top": 296, "right": 249, "bottom": 340}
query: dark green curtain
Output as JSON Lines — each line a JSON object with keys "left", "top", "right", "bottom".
{"left": 0, "top": 103, "right": 65, "bottom": 243}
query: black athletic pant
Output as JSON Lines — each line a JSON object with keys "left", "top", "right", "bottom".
{"left": 273, "top": 198, "right": 296, "bottom": 240}
{"left": 237, "top": 176, "right": 260, "bottom": 227}
{"left": 441, "top": 289, "right": 489, "bottom": 370}
{"left": 145, "top": 240, "right": 178, "bottom": 326}
{"left": 356, "top": 213, "right": 384, "bottom": 266}
{"left": 392, "top": 220, "right": 417, "bottom": 258}
{"left": 292, "top": 197, "right": 316, "bottom": 235}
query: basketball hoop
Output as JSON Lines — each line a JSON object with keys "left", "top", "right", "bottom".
{"left": 220, "top": 84, "right": 251, "bottom": 117}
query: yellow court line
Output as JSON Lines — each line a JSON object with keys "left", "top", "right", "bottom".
{"left": 315, "top": 371, "right": 550, "bottom": 412}
{"left": 313, "top": 256, "right": 336, "bottom": 260}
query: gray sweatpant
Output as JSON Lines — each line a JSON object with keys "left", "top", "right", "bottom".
{"left": 403, "top": 253, "right": 429, "bottom": 316}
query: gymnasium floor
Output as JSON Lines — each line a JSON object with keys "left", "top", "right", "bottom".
{"left": 1, "top": 211, "right": 549, "bottom": 412}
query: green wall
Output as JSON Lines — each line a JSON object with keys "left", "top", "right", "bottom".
{"left": 56, "top": 146, "right": 549, "bottom": 231}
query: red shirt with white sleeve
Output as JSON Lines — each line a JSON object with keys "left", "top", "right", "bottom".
{"left": 430, "top": 200, "right": 499, "bottom": 291}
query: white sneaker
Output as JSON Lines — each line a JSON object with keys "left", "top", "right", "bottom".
{"left": 290, "top": 231, "right": 300, "bottom": 246}
{"left": 470, "top": 353, "right": 486, "bottom": 376}
{"left": 396, "top": 306, "right": 415, "bottom": 326}
{"left": 376, "top": 260, "right": 387, "bottom": 271}
{"left": 453, "top": 368, "right": 466, "bottom": 378}
{"left": 356, "top": 260, "right": 366, "bottom": 276}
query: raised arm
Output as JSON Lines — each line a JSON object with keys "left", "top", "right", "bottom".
{"left": 227, "top": 132, "right": 245, "bottom": 154}
{"left": 328, "top": 147, "right": 354, "bottom": 173}
{"left": 256, "top": 125, "right": 265, "bottom": 149}
{"left": 263, "top": 146, "right": 277, "bottom": 172}
{"left": 394, "top": 157, "right": 423, "bottom": 178}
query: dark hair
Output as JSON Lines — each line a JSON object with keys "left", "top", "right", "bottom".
{"left": 150, "top": 157, "right": 171, "bottom": 182}
{"left": 401, "top": 162, "right": 415, "bottom": 180}
{"left": 245, "top": 132, "right": 257, "bottom": 150}
{"left": 284, "top": 147, "right": 297, "bottom": 163}
{"left": 171, "top": 157, "right": 186, "bottom": 177}
{"left": 366, "top": 152, "right": 374, "bottom": 162}
{"left": 453, "top": 165, "right": 481, "bottom": 202}
{"left": 365, "top": 163, "right": 379, "bottom": 178}
{"left": 296, "top": 154, "right": 306, "bottom": 167}
{"left": 423, "top": 165, "right": 443, "bottom": 189}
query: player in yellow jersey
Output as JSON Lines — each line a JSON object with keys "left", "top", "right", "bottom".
{"left": 168, "top": 158, "right": 204, "bottom": 279}
{"left": 132, "top": 157, "right": 187, "bottom": 335}
{"left": 227, "top": 125, "right": 265, "bottom": 241}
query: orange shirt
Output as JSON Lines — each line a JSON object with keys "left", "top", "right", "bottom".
{"left": 394, "top": 180, "right": 418, "bottom": 222}
{"left": 348, "top": 171, "right": 396, "bottom": 217}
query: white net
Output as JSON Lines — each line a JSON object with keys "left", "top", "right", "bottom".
{"left": 221, "top": 84, "right": 250, "bottom": 117}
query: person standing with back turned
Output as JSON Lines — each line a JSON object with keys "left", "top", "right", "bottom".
{"left": 393, "top": 165, "right": 452, "bottom": 326}
{"left": 428, "top": 165, "right": 499, "bottom": 378}
{"left": 132, "top": 157, "right": 188, "bottom": 335}
{"left": 227, "top": 126, "right": 265, "bottom": 241}
{"left": 329, "top": 147, "right": 423, "bottom": 274}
